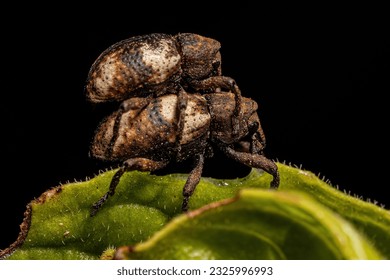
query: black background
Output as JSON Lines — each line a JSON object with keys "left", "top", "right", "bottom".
{"left": 1, "top": 4, "right": 389, "bottom": 250}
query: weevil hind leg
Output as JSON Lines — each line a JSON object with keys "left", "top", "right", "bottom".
{"left": 222, "top": 146, "right": 280, "bottom": 189}
{"left": 182, "top": 152, "right": 205, "bottom": 212}
{"left": 90, "top": 167, "right": 126, "bottom": 217}
{"left": 90, "top": 158, "right": 168, "bottom": 217}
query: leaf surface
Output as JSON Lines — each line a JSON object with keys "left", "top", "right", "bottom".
{"left": 2, "top": 163, "right": 388, "bottom": 260}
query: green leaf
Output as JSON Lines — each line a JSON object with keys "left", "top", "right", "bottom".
{"left": 274, "top": 164, "right": 390, "bottom": 258}
{"left": 1, "top": 163, "right": 388, "bottom": 260}
{"left": 116, "top": 189, "right": 381, "bottom": 260}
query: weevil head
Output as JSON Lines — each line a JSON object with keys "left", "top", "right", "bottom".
{"left": 175, "top": 33, "right": 222, "bottom": 80}
{"left": 207, "top": 93, "right": 259, "bottom": 144}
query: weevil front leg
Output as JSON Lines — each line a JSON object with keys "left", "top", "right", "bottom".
{"left": 90, "top": 158, "right": 168, "bottom": 217}
{"left": 222, "top": 146, "right": 280, "bottom": 188}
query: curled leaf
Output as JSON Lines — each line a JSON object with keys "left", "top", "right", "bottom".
{"left": 116, "top": 189, "right": 381, "bottom": 260}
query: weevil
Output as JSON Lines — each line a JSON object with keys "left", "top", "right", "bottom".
{"left": 89, "top": 92, "right": 279, "bottom": 216}
{"left": 85, "top": 33, "right": 243, "bottom": 153}
{"left": 85, "top": 33, "right": 238, "bottom": 103}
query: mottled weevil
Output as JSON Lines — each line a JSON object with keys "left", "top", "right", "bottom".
{"left": 90, "top": 91, "right": 279, "bottom": 216}
{"left": 85, "top": 33, "right": 244, "bottom": 152}
{"left": 85, "top": 33, "right": 239, "bottom": 103}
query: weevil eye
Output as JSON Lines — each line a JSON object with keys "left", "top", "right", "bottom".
{"left": 212, "top": 60, "right": 221, "bottom": 75}
{"left": 212, "top": 60, "right": 220, "bottom": 68}
{"left": 248, "top": 121, "right": 259, "bottom": 133}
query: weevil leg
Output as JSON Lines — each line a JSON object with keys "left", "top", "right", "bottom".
{"left": 106, "top": 97, "right": 152, "bottom": 158}
{"left": 222, "top": 146, "right": 280, "bottom": 189}
{"left": 182, "top": 152, "right": 205, "bottom": 212}
{"left": 188, "top": 76, "right": 237, "bottom": 93}
{"left": 247, "top": 121, "right": 267, "bottom": 154}
{"left": 90, "top": 167, "right": 126, "bottom": 217}
{"left": 230, "top": 82, "right": 243, "bottom": 139}
{"left": 90, "top": 158, "right": 168, "bottom": 217}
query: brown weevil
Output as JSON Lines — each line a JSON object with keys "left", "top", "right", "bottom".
{"left": 85, "top": 33, "right": 243, "bottom": 149}
{"left": 85, "top": 33, "right": 238, "bottom": 103}
{"left": 89, "top": 91, "right": 279, "bottom": 216}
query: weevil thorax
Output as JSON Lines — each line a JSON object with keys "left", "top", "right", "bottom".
{"left": 90, "top": 94, "right": 210, "bottom": 162}
{"left": 207, "top": 93, "right": 259, "bottom": 144}
{"left": 175, "top": 33, "right": 222, "bottom": 80}
{"left": 86, "top": 33, "right": 182, "bottom": 103}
